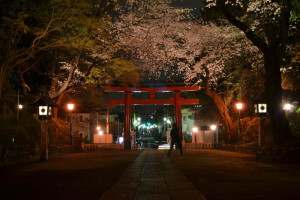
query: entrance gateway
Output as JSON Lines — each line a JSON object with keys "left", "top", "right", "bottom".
{"left": 104, "top": 86, "right": 200, "bottom": 149}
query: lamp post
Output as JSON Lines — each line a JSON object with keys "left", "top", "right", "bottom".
{"left": 210, "top": 125, "right": 217, "bottom": 144}
{"left": 17, "top": 89, "right": 23, "bottom": 127}
{"left": 67, "top": 103, "right": 74, "bottom": 145}
{"left": 192, "top": 127, "right": 198, "bottom": 143}
{"left": 17, "top": 104, "right": 23, "bottom": 127}
{"left": 236, "top": 103, "right": 243, "bottom": 137}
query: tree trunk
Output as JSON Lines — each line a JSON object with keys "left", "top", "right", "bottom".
{"left": 203, "top": 80, "right": 233, "bottom": 142}
{"left": 264, "top": 50, "right": 292, "bottom": 144}
{"left": 52, "top": 94, "right": 64, "bottom": 119}
{"left": 0, "top": 73, "right": 5, "bottom": 117}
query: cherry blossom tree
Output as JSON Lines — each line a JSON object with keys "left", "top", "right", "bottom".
{"left": 204, "top": 0, "right": 297, "bottom": 144}
{"left": 109, "top": 0, "right": 263, "bottom": 140}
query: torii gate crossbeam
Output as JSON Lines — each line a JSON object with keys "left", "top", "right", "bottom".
{"left": 104, "top": 86, "right": 200, "bottom": 150}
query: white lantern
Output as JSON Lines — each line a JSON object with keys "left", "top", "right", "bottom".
{"left": 254, "top": 102, "right": 267, "bottom": 117}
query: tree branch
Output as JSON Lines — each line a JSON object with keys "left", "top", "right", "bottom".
{"left": 216, "top": 0, "right": 268, "bottom": 53}
{"left": 49, "top": 49, "right": 83, "bottom": 99}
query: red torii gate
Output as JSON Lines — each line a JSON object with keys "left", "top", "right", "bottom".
{"left": 104, "top": 86, "right": 200, "bottom": 149}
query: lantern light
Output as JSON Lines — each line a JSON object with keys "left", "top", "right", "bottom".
{"left": 31, "top": 95, "right": 57, "bottom": 120}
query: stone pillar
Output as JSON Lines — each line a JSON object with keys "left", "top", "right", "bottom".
{"left": 40, "top": 120, "right": 48, "bottom": 161}
{"left": 124, "top": 91, "right": 132, "bottom": 150}
{"left": 258, "top": 117, "right": 265, "bottom": 147}
{"left": 106, "top": 108, "right": 109, "bottom": 134}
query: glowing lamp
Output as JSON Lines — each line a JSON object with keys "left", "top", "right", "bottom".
{"left": 210, "top": 125, "right": 217, "bottom": 131}
{"left": 67, "top": 103, "right": 74, "bottom": 111}
{"left": 284, "top": 103, "right": 292, "bottom": 111}
{"left": 236, "top": 103, "right": 243, "bottom": 110}
{"left": 96, "top": 126, "right": 101, "bottom": 131}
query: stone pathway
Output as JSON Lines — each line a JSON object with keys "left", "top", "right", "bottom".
{"left": 100, "top": 149, "right": 206, "bottom": 200}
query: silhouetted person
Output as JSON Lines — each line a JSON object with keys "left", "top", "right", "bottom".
{"left": 168, "top": 123, "right": 183, "bottom": 155}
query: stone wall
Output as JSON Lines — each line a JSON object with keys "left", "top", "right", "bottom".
{"left": 0, "top": 145, "right": 40, "bottom": 165}
{"left": 256, "top": 146, "right": 300, "bottom": 163}
{"left": 221, "top": 143, "right": 259, "bottom": 155}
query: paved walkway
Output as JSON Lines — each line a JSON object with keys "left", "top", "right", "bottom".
{"left": 100, "top": 149, "right": 206, "bottom": 200}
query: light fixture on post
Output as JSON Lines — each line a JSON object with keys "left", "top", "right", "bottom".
{"left": 192, "top": 127, "right": 198, "bottom": 143}
{"left": 17, "top": 104, "right": 23, "bottom": 127}
{"left": 31, "top": 95, "right": 57, "bottom": 161}
{"left": 96, "top": 125, "right": 102, "bottom": 135}
{"left": 67, "top": 103, "right": 74, "bottom": 145}
{"left": 17, "top": 89, "right": 22, "bottom": 127}
{"left": 210, "top": 125, "right": 218, "bottom": 144}
{"left": 236, "top": 102, "right": 243, "bottom": 137}
{"left": 210, "top": 125, "right": 217, "bottom": 131}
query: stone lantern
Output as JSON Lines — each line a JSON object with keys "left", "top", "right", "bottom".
{"left": 32, "top": 95, "right": 58, "bottom": 160}
{"left": 254, "top": 102, "right": 267, "bottom": 117}
{"left": 32, "top": 95, "right": 57, "bottom": 120}
{"left": 253, "top": 100, "right": 267, "bottom": 147}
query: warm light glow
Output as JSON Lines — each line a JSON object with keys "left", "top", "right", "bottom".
{"left": 284, "top": 103, "right": 292, "bottom": 110}
{"left": 119, "top": 137, "right": 124, "bottom": 143}
{"left": 96, "top": 126, "right": 100, "bottom": 131}
{"left": 137, "top": 117, "right": 141, "bottom": 121}
{"left": 164, "top": 117, "right": 167, "bottom": 121}
{"left": 210, "top": 125, "right": 217, "bottom": 131}
{"left": 18, "top": 104, "right": 23, "bottom": 110}
{"left": 98, "top": 130, "right": 103, "bottom": 135}
{"left": 67, "top": 103, "right": 74, "bottom": 111}
{"left": 192, "top": 127, "right": 198, "bottom": 132}
{"left": 236, "top": 103, "right": 243, "bottom": 110}
{"left": 158, "top": 144, "right": 170, "bottom": 149}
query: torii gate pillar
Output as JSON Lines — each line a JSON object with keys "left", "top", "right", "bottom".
{"left": 124, "top": 91, "right": 132, "bottom": 150}
{"left": 174, "top": 91, "right": 183, "bottom": 140}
